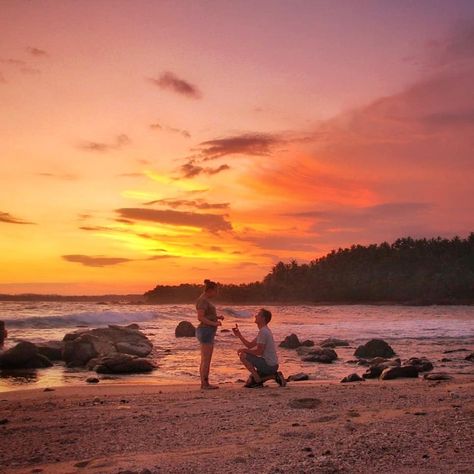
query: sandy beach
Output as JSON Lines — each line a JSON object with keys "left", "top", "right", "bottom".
{"left": 1, "top": 377, "right": 473, "bottom": 474}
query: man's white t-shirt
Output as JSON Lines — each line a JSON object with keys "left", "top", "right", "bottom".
{"left": 256, "top": 326, "right": 279, "bottom": 366}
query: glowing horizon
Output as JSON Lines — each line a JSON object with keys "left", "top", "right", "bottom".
{"left": 1, "top": 1, "right": 473, "bottom": 294}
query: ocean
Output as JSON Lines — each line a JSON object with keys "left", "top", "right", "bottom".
{"left": 0, "top": 302, "right": 473, "bottom": 392}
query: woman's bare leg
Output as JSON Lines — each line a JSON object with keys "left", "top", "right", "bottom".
{"left": 200, "top": 343, "right": 218, "bottom": 389}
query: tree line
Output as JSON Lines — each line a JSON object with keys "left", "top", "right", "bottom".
{"left": 144, "top": 234, "right": 474, "bottom": 304}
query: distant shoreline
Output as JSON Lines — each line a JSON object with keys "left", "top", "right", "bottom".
{"left": 0, "top": 294, "right": 473, "bottom": 306}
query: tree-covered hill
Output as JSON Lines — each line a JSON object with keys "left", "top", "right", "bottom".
{"left": 144, "top": 234, "right": 474, "bottom": 304}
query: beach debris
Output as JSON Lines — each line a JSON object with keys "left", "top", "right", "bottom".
{"left": 354, "top": 339, "right": 395, "bottom": 359}
{"left": 340, "top": 373, "right": 365, "bottom": 383}
{"left": 423, "top": 373, "right": 453, "bottom": 381}
{"left": 279, "top": 333, "right": 301, "bottom": 349}
{"left": 288, "top": 398, "right": 321, "bottom": 409}
{"left": 465, "top": 352, "right": 474, "bottom": 361}
{"left": 380, "top": 365, "right": 419, "bottom": 380}
{"left": 287, "top": 372, "right": 310, "bottom": 382}
{"left": 0, "top": 341, "right": 53, "bottom": 369}
{"left": 301, "top": 347, "right": 337, "bottom": 363}
{"left": 62, "top": 325, "right": 153, "bottom": 368}
{"left": 43, "top": 387, "right": 55, "bottom": 392}
{"left": 90, "top": 353, "right": 156, "bottom": 374}
{"left": 443, "top": 348, "right": 469, "bottom": 353}
{"left": 86, "top": 377, "right": 100, "bottom": 384}
{"left": 175, "top": 320, "right": 196, "bottom": 337}
{"left": 320, "top": 338, "right": 349, "bottom": 348}
{"left": 405, "top": 357, "right": 434, "bottom": 372}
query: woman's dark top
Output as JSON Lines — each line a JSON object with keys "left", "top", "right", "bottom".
{"left": 196, "top": 294, "right": 217, "bottom": 328}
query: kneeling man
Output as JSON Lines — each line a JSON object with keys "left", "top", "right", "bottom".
{"left": 233, "top": 308, "right": 286, "bottom": 388}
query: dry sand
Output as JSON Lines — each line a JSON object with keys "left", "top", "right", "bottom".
{"left": 0, "top": 377, "right": 473, "bottom": 473}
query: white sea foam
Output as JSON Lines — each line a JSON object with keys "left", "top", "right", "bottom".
{"left": 2, "top": 310, "right": 159, "bottom": 328}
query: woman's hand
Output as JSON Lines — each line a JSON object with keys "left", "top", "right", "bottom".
{"left": 232, "top": 324, "right": 241, "bottom": 337}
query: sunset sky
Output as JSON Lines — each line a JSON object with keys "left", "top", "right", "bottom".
{"left": 1, "top": 1, "right": 473, "bottom": 294}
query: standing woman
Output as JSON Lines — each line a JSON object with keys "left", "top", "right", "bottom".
{"left": 196, "top": 279, "right": 223, "bottom": 389}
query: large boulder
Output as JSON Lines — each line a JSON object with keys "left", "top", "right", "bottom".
{"left": 175, "top": 321, "right": 196, "bottom": 338}
{"left": 0, "top": 342, "right": 53, "bottom": 369}
{"left": 36, "top": 341, "right": 64, "bottom": 361}
{"left": 380, "top": 365, "right": 419, "bottom": 380}
{"left": 320, "top": 338, "right": 350, "bottom": 348}
{"left": 301, "top": 347, "right": 337, "bottom": 363}
{"left": 62, "top": 325, "right": 153, "bottom": 367}
{"left": 279, "top": 334, "right": 301, "bottom": 349}
{"left": 354, "top": 339, "right": 395, "bottom": 359}
{"left": 90, "top": 354, "right": 156, "bottom": 374}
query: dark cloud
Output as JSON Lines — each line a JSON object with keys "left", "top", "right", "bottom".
{"left": 62, "top": 254, "right": 133, "bottom": 267}
{"left": 179, "top": 159, "right": 230, "bottom": 178}
{"left": 0, "top": 58, "right": 26, "bottom": 66}
{"left": 429, "top": 22, "right": 474, "bottom": 67}
{"left": 78, "top": 134, "right": 131, "bottom": 153}
{"left": 79, "top": 225, "right": 110, "bottom": 232}
{"left": 143, "top": 198, "right": 230, "bottom": 210}
{"left": 149, "top": 71, "right": 201, "bottom": 99}
{"left": 421, "top": 110, "right": 474, "bottom": 127}
{"left": 26, "top": 47, "right": 48, "bottom": 57}
{"left": 36, "top": 172, "right": 78, "bottom": 180}
{"left": 150, "top": 122, "right": 191, "bottom": 138}
{"left": 116, "top": 208, "right": 232, "bottom": 232}
{"left": 0, "top": 211, "right": 35, "bottom": 225}
{"left": 197, "top": 133, "right": 281, "bottom": 160}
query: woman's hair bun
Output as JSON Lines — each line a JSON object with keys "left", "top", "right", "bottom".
{"left": 204, "top": 279, "right": 210, "bottom": 284}
{"left": 204, "top": 279, "right": 217, "bottom": 290}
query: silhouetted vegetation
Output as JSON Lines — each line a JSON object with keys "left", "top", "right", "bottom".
{"left": 145, "top": 235, "right": 474, "bottom": 304}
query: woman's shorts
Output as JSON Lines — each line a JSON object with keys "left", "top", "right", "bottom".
{"left": 245, "top": 353, "right": 279, "bottom": 376}
{"left": 196, "top": 326, "right": 217, "bottom": 344}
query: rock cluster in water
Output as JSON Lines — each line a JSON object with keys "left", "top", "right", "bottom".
{"left": 0, "top": 324, "right": 156, "bottom": 375}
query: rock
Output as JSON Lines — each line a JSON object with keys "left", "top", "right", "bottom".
{"left": 0, "top": 418, "right": 9, "bottom": 425}
{"left": 62, "top": 326, "right": 153, "bottom": 367}
{"left": 0, "top": 342, "right": 53, "bottom": 369}
{"left": 92, "top": 354, "right": 156, "bottom": 374}
{"left": 86, "top": 377, "right": 100, "bottom": 384}
{"left": 380, "top": 365, "right": 419, "bottom": 380}
{"left": 287, "top": 372, "right": 309, "bottom": 382}
{"left": 363, "top": 359, "right": 400, "bottom": 379}
{"left": 441, "top": 358, "right": 452, "bottom": 362}
{"left": 36, "top": 341, "right": 64, "bottom": 361}
{"left": 279, "top": 334, "right": 301, "bottom": 349}
{"left": 301, "top": 339, "right": 315, "bottom": 347}
{"left": 43, "top": 387, "right": 55, "bottom": 392}
{"left": 221, "top": 329, "right": 231, "bottom": 333}
{"left": 423, "top": 373, "right": 453, "bottom": 381}
{"left": 175, "top": 321, "right": 196, "bottom": 338}
{"left": 443, "top": 348, "right": 469, "bottom": 353}
{"left": 354, "top": 339, "right": 395, "bottom": 359}
{"left": 406, "top": 357, "right": 434, "bottom": 372}
{"left": 301, "top": 347, "right": 337, "bottom": 363}
{"left": 341, "top": 373, "right": 365, "bottom": 383}
{"left": 465, "top": 352, "right": 474, "bottom": 362}
{"left": 320, "top": 338, "right": 349, "bottom": 348}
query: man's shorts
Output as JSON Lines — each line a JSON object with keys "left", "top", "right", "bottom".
{"left": 245, "top": 353, "right": 279, "bottom": 377}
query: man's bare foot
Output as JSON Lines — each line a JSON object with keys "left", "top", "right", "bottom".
{"left": 201, "top": 384, "right": 219, "bottom": 390}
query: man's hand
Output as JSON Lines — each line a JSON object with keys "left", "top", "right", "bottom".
{"left": 232, "top": 324, "right": 241, "bottom": 337}
{"left": 216, "top": 320, "right": 222, "bottom": 327}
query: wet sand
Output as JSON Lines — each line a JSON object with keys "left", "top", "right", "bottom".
{"left": 1, "top": 378, "right": 473, "bottom": 473}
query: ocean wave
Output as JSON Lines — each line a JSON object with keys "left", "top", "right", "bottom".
{"left": 2, "top": 311, "right": 160, "bottom": 329}
{"left": 221, "top": 307, "right": 252, "bottom": 318}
